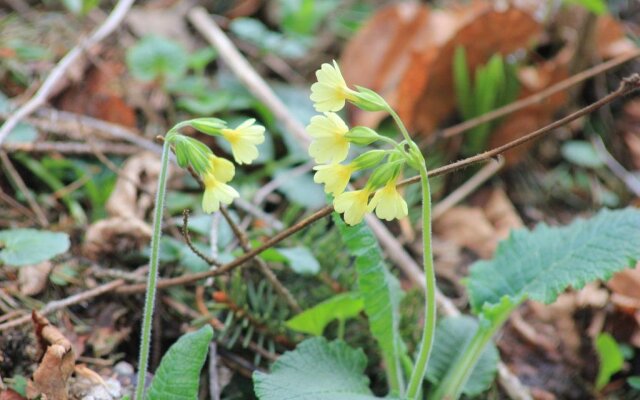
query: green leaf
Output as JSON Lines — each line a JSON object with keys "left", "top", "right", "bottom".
{"left": 467, "top": 208, "right": 640, "bottom": 314}
{"left": 334, "top": 215, "right": 406, "bottom": 394}
{"left": 276, "top": 246, "right": 320, "bottom": 275}
{"left": 147, "top": 325, "right": 213, "bottom": 400}
{"left": 595, "top": 333, "right": 624, "bottom": 390}
{"left": 561, "top": 140, "right": 604, "bottom": 169}
{"left": 628, "top": 376, "right": 640, "bottom": 390}
{"left": 253, "top": 337, "right": 383, "bottom": 400}
{"left": 0, "top": 229, "right": 70, "bottom": 266}
{"left": 6, "top": 123, "right": 38, "bottom": 143}
{"left": 426, "top": 316, "right": 499, "bottom": 397}
{"left": 126, "top": 36, "right": 188, "bottom": 82}
{"left": 564, "top": 0, "right": 607, "bottom": 15}
{"left": 286, "top": 292, "right": 364, "bottom": 335}
{"left": 273, "top": 169, "right": 326, "bottom": 209}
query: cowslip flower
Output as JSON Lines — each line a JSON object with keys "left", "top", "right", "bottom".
{"left": 369, "top": 179, "right": 408, "bottom": 221}
{"left": 208, "top": 154, "right": 235, "bottom": 183}
{"left": 202, "top": 172, "right": 239, "bottom": 213}
{"left": 307, "top": 112, "right": 350, "bottom": 164}
{"left": 310, "top": 61, "right": 357, "bottom": 112}
{"left": 333, "top": 188, "right": 373, "bottom": 226}
{"left": 221, "top": 119, "right": 265, "bottom": 165}
{"left": 313, "top": 163, "right": 355, "bottom": 196}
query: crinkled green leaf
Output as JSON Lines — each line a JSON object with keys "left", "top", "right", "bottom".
{"left": 276, "top": 246, "right": 320, "bottom": 275}
{"left": 595, "top": 333, "right": 624, "bottom": 390}
{"left": 426, "top": 316, "right": 499, "bottom": 397}
{"left": 334, "top": 215, "right": 406, "bottom": 392}
{"left": 147, "top": 325, "right": 213, "bottom": 400}
{"left": 286, "top": 292, "right": 364, "bottom": 335}
{"left": 561, "top": 140, "right": 604, "bottom": 169}
{"left": 0, "top": 229, "right": 70, "bottom": 266}
{"left": 467, "top": 208, "right": 640, "bottom": 313}
{"left": 253, "top": 337, "right": 383, "bottom": 400}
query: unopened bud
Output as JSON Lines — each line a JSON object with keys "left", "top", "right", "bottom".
{"left": 351, "top": 150, "right": 387, "bottom": 170}
{"left": 351, "top": 86, "right": 389, "bottom": 112}
{"left": 345, "top": 126, "right": 381, "bottom": 146}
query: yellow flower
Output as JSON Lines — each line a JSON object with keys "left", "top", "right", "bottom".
{"left": 313, "top": 163, "right": 354, "bottom": 196}
{"left": 333, "top": 188, "right": 373, "bottom": 226}
{"left": 307, "top": 112, "right": 350, "bottom": 164}
{"left": 202, "top": 173, "right": 239, "bottom": 213}
{"left": 369, "top": 180, "right": 408, "bottom": 221}
{"left": 310, "top": 61, "right": 357, "bottom": 112}
{"left": 220, "top": 119, "right": 265, "bottom": 165}
{"left": 208, "top": 154, "right": 235, "bottom": 183}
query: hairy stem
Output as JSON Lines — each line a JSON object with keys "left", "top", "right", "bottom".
{"left": 406, "top": 161, "right": 437, "bottom": 399}
{"left": 135, "top": 141, "right": 171, "bottom": 399}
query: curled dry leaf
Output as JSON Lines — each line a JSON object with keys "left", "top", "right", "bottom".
{"left": 18, "top": 261, "right": 53, "bottom": 296}
{"left": 28, "top": 311, "right": 75, "bottom": 400}
{"left": 434, "top": 188, "right": 522, "bottom": 259}
{"left": 84, "top": 152, "right": 168, "bottom": 260}
{"left": 341, "top": 1, "right": 542, "bottom": 132}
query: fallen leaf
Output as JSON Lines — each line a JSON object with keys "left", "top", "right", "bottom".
{"left": 341, "top": 1, "right": 542, "bottom": 133}
{"left": 28, "top": 311, "right": 75, "bottom": 400}
{"left": 596, "top": 15, "right": 638, "bottom": 59}
{"left": 435, "top": 187, "right": 522, "bottom": 258}
{"left": 0, "top": 390, "right": 25, "bottom": 400}
{"left": 83, "top": 217, "right": 152, "bottom": 260}
{"left": 57, "top": 61, "right": 136, "bottom": 128}
{"left": 18, "top": 261, "right": 53, "bottom": 296}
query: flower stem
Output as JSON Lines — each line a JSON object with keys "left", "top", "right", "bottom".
{"left": 135, "top": 141, "right": 171, "bottom": 399}
{"left": 406, "top": 160, "right": 437, "bottom": 399}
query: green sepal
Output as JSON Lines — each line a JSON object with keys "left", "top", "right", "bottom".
{"left": 352, "top": 86, "right": 389, "bottom": 112}
{"left": 171, "top": 134, "right": 213, "bottom": 176}
{"left": 366, "top": 160, "right": 404, "bottom": 189}
{"left": 184, "top": 117, "right": 227, "bottom": 136}
{"left": 351, "top": 150, "right": 387, "bottom": 171}
{"left": 345, "top": 126, "right": 381, "bottom": 146}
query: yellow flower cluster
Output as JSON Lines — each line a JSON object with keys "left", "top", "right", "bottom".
{"left": 170, "top": 118, "right": 265, "bottom": 214}
{"left": 307, "top": 61, "right": 408, "bottom": 226}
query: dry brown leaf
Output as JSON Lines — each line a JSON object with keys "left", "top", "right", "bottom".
{"left": 341, "top": 1, "right": 542, "bottom": 133}
{"left": 0, "top": 390, "right": 25, "bottom": 400}
{"left": 87, "top": 304, "right": 132, "bottom": 358}
{"left": 435, "top": 187, "right": 522, "bottom": 258}
{"left": 18, "top": 261, "right": 53, "bottom": 296}
{"left": 83, "top": 152, "right": 170, "bottom": 259}
{"left": 28, "top": 311, "right": 75, "bottom": 400}
{"left": 127, "top": 3, "right": 196, "bottom": 51}
{"left": 57, "top": 62, "right": 136, "bottom": 129}
{"left": 596, "top": 15, "right": 637, "bottom": 59}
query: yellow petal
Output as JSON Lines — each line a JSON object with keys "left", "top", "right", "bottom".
{"left": 313, "top": 164, "right": 353, "bottom": 195}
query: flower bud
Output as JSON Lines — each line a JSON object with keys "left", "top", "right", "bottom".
{"left": 186, "top": 118, "right": 227, "bottom": 136}
{"left": 351, "top": 86, "right": 389, "bottom": 112}
{"left": 345, "top": 126, "right": 381, "bottom": 146}
{"left": 366, "top": 160, "right": 404, "bottom": 189}
{"left": 351, "top": 150, "right": 387, "bottom": 170}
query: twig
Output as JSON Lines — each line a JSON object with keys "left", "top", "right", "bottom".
{"left": 0, "top": 150, "right": 49, "bottom": 227}
{"left": 0, "top": 0, "right": 135, "bottom": 146}
{"left": 0, "top": 188, "right": 39, "bottom": 225}
{"left": 432, "top": 156, "right": 504, "bottom": 219}
{"left": 188, "top": 7, "right": 310, "bottom": 147}
{"left": 435, "top": 48, "right": 640, "bottom": 141}
{"left": 3, "top": 141, "right": 140, "bottom": 155}
{"left": 591, "top": 135, "right": 640, "bottom": 196}
{"left": 0, "top": 279, "right": 125, "bottom": 331}
{"left": 183, "top": 210, "right": 221, "bottom": 267}
{"left": 220, "top": 207, "right": 302, "bottom": 313}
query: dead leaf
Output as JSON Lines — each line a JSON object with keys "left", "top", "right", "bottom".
{"left": 28, "top": 311, "right": 75, "bottom": 400}
{"left": 83, "top": 152, "right": 170, "bottom": 260}
{"left": 435, "top": 187, "right": 522, "bottom": 258}
{"left": 0, "top": 390, "right": 25, "bottom": 400}
{"left": 127, "top": 3, "right": 196, "bottom": 51}
{"left": 18, "top": 261, "right": 53, "bottom": 296}
{"left": 57, "top": 61, "right": 137, "bottom": 128}
{"left": 596, "top": 15, "right": 637, "bottom": 59}
{"left": 341, "top": 1, "right": 542, "bottom": 133}
{"left": 87, "top": 304, "right": 132, "bottom": 357}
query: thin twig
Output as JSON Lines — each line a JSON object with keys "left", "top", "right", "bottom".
{"left": 435, "top": 48, "right": 640, "bottom": 141}
{"left": 220, "top": 207, "right": 302, "bottom": 313}
{"left": 0, "top": 0, "right": 135, "bottom": 146}
{"left": 3, "top": 141, "right": 140, "bottom": 155}
{"left": 0, "top": 279, "right": 125, "bottom": 331}
{"left": 432, "top": 156, "right": 504, "bottom": 219}
{"left": 0, "top": 188, "right": 39, "bottom": 225}
{"left": 0, "top": 150, "right": 49, "bottom": 227}
{"left": 183, "top": 209, "right": 222, "bottom": 267}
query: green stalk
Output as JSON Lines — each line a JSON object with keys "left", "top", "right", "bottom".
{"left": 406, "top": 162, "right": 436, "bottom": 399}
{"left": 135, "top": 141, "right": 171, "bottom": 399}
{"left": 432, "top": 302, "right": 515, "bottom": 399}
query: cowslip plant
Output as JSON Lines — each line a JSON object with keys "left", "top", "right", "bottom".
{"left": 252, "top": 61, "right": 640, "bottom": 400}
{"left": 135, "top": 117, "right": 265, "bottom": 399}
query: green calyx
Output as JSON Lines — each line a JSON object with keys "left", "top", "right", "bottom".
{"left": 345, "top": 126, "right": 381, "bottom": 146}
{"left": 351, "top": 150, "right": 387, "bottom": 170}
{"left": 351, "top": 86, "right": 390, "bottom": 112}
{"left": 171, "top": 134, "right": 213, "bottom": 175}
{"left": 182, "top": 117, "right": 227, "bottom": 136}
{"left": 366, "top": 159, "right": 404, "bottom": 190}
